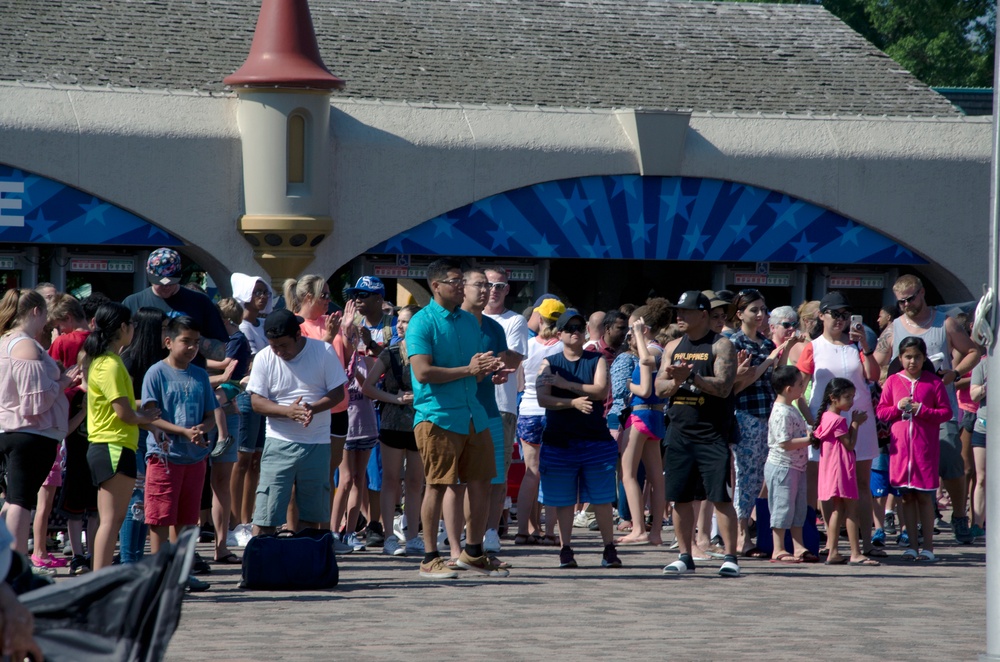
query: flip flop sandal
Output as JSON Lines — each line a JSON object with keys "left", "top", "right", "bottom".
{"left": 824, "top": 556, "right": 848, "bottom": 565}
{"left": 741, "top": 547, "right": 769, "bottom": 559}
{"left": 770, "top": 553, "right": 802, "bottom": 564}
{"left": 866, "top": 548, "right": 888, "bottom": 558}
{"left": 616, "top": 538, "right": 650, "bottom": 547}
{"left": 513, "top": 534, "right": 537, "bottom": 545}
{"left": 796, "top": 551, "right": 820, "bottom": 563}
{"left": 213, "top": 553, "right": 241, "bottom": 564}
{"left": 848, "top": 558, "right": 881, "bottom": 566}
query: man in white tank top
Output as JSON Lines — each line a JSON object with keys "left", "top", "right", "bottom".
{"left": 873, "top": 274, "right": 981, "bottom": 544}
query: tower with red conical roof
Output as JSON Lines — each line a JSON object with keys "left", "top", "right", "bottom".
{"left": 225, "top": 0, "right": 344, "bottom": 284}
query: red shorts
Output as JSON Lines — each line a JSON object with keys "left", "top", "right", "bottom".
{"left": 145, "top": 456, "right": 206, "bottom": 527}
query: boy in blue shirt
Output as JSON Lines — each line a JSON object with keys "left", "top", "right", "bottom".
{"left": 143, "top": 316, "right": 218, "bottom": 556}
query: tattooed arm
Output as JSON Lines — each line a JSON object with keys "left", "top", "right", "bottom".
{"left": 199, "top": 337, "right": 227, "bottom": 362}
{"left": 872, "top": 326, "right": 893, "bottom": 370}
{"left": 691, "top": 335, "right": 737, "bottom": 398}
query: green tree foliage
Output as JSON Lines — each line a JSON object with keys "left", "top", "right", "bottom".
{"left": 720, "top": 0, "right": 996, "bottom": 87}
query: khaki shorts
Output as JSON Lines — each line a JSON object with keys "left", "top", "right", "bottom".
{"left": 414, "top": 421, "right": 496, "bottom": 485}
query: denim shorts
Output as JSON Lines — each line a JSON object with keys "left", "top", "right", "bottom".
{"left": 538, "top": 440, "right": 617, "bottom": 507}
{"left": 253, "top": 438, "right": 331, "bottom": 527}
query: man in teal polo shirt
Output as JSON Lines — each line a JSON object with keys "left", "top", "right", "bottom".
{"left": 408, "top": 258, "right": 506, "bottom": 579}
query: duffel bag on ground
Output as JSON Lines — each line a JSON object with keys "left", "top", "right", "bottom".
{"left": 240, "top": 528, "right": 339, "bottom": 590}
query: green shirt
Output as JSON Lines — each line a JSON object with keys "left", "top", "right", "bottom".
{"left": 406, "top": 299, "right": 489, "bottom": 434}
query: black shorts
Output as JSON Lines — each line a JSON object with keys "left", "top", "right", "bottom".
{"left": 0, "top": 431, "right": 58, "bottom": 509}
{"left": 380, "top": 429, "right": 418, "bottom": 452}
{"left": 330, "top": 410, "right": 349, "bottom": 437}
{"left": 57, "top": 431, "right": 98, "bottom": 518}
{"left": 663, "top": 431, "right": 732, "bottom": 505}
{"left": 87, "top": 443, "right": 137, "bottom": 486}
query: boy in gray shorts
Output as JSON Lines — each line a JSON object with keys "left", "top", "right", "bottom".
{"left": 764, "top": 366, "right": 814, "bottom": 563}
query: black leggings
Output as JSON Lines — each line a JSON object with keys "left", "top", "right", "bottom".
{"left": 0, "top": 431, "right": 58, "bottom": 509}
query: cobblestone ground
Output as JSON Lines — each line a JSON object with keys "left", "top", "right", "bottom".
{"left": 160, "top": 518, "right": 987, "bottom": 661}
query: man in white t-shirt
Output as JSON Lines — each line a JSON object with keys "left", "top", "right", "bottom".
{"left": 248, "top": 309, "right": 348, "bottom": 536}
{"left": 483, "top": 267, "right": 529, "bottom": 552}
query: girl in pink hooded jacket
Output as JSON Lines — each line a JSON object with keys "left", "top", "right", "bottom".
{"left": 876, "top": 336, "right": 952, "bottom": 562}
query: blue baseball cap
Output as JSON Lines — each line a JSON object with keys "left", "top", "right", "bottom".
{"left": 347, "top": 276, "right": 385, "bottom": 298}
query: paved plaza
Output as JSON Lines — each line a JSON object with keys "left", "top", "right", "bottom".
{"left": 162, "top": 521, "right": 987, "bottom": 661}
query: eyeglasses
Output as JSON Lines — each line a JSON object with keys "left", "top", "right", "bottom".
{"left": 465, "top": 282, "right": 490, "bottom": 290}
{"left": 778, "top": 321, "right": 798, "bottom": 329}
{"left": 436, "top": 278, "right": 463, "bottom": 288}
{"left": 486, "top": 282, "right": 508, "bottom": 291}
{"left": 825, "top": 310, "right": 850, "bottom": 321}
{"left": 897, "top": 292, "right": 920, "bottom": 307}
{"left": 353, "top": 291, "right": 374, "bottom": 300}
{"left": 561, "top": 323, "right": 585, "bottom": 334}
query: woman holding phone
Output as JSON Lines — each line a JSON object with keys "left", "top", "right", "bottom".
{"left": 796, "top": 291, "right": 882, "bottom": 558}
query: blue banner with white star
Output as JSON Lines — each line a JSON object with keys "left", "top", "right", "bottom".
{"left": 0, "top": 165, "right": 182, "bottom": 246}
{"left": 367, "top": 175, "right": 925, "bottom": 265}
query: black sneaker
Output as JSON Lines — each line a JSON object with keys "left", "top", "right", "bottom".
{"left": 588, "top": 519, "right": 600, "bottom": 531}
{"left": 883, "top": 511, "right": 898, "bottom": 535}
{"left": 191, "top": 553, "right": 212, "bottom": 575}
{"left": 70, "top": 554, "right": 91, "bottom": 576}
{"left": 710, "top": 535, "right": 723, "bottom": 547}
{"left": 952, "top": 516, "right": 974, "bottom": 545}
{"left": 559, "top": 546, "right": 578, "bottom": 568}
{"left": 601, "top": 544, "right": 622, "bottom": 568}
{"left": 366, "top": 522, "right": 386, "bottom": 548}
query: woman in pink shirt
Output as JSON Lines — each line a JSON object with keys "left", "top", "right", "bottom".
{"left": 0, "top": 289, "right": 75, "bottom": 556}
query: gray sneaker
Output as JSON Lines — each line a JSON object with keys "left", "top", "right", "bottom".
{"left": 382, "top": 536, "right": 405, "bottom": 556}
{"left": 344, "top": 531, "right": 367, "bottom": 552}
{"left": 952, "top": 515, "right": 974, "bottom": 545}
{"left": 332, "top": 535, "right": 354, "bottom": 555}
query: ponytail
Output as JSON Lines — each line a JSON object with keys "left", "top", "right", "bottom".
{"left": 0, "top": 288, "right": 46, "bottom": 335}
{"left": 810, "top": 377, "right": 855, "bottom": 449}
{"left": 283, "top": 275, "right": 326, "bottom": 314}
{"left": 83, "top": 302, "right": 132, "bottom": 369}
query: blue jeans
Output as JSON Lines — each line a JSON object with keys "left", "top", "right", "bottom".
{"left": 118, "top": 480, "right": 147, "bottom": 564}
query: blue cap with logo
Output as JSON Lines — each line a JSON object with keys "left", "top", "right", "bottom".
{"left": 347, "top": 276, "right": 386, "bottom": 298}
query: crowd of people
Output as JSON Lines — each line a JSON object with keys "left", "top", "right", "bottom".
{"left": 0, "top": 248, "right": 989, "bottom": 595}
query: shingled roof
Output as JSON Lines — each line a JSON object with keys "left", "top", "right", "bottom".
{"left": 0, "top": 0, "right": 959, "bottom": 115}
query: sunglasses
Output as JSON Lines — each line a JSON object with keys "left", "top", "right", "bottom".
{"left": 778, "top": 321, "right": 798, "bottom": 329}
{"left": 353, "top": 291, "right": 376, "bottom": 300}
{"left": 486, "top": 282, "right": 508, "bottom": 291}
{"left": 562, "top": 323, "right": 586, "bottom": 334}
{"left": 897, "top": 292, "right": 919, "bottom": 307}
{"left": 737, "top": 288, "right": 763, "bottom": 300}
{"left": 319, "top": 292, "right": 331, "bottom": 300}
{"left": 825, "top": 310, "right": 850, "bottom": 321}
{"left": 252, "top": 289, "right": 270, "bottom": 298}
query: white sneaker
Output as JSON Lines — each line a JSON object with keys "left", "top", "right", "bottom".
{"left": 226, "top": 530, "right": 239, "bottom": 548}
{"left": 573, "top": 510, "right": 596, "bottom": 529}
{"left": 405, "top": 537, "right": 425, "bottom": 556}
{"left": 383, "top": 536, "right": 405, "bottom": 556}
{"left": 484, "top": 528, "right": 502, "bottom": 553}
{"left": 344, "top": 532, "right": 366, "bottom": 552}
{"left": 393, "top": 514, "right": 407, "bottom": 542}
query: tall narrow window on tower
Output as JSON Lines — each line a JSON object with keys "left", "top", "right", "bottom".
{"left": 287, "top": 112, "right": 306, "bottom": 186}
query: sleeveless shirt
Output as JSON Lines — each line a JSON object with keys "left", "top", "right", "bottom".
{"left": 542, "top": 351, "right": 613, "bottom": 446}
{"left": 666, "top": 332, "right": 733, "bottom": 443}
